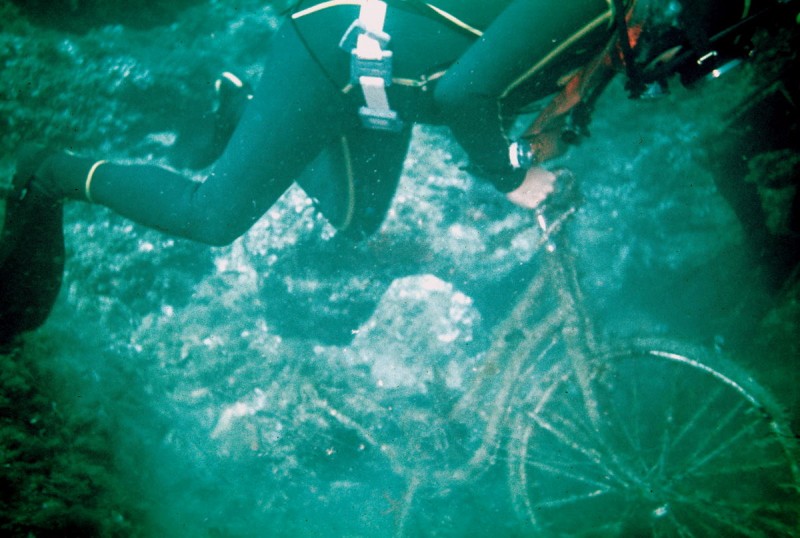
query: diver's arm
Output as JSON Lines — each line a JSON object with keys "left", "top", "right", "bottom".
{"left": 434, "top": 0, "right": 607, "bottom": 193}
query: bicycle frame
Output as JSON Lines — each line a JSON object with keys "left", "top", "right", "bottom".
{"left": 311, "top": 172, "right": 800, "bottom": 536}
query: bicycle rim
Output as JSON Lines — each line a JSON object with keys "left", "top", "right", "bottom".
{"left": 507, "top": 342, "right": 800, "bottom": 537}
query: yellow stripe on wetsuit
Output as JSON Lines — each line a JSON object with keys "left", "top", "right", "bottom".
{"left": 294, "top": 1, "right": 616, "bottom": 97}
{"left": 292, "top": 0, "right": 482, "bottom": 36}
{"left": 501, "top": 9, "right": 614, "bottom": 99}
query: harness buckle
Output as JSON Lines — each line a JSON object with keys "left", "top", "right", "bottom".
{"left": 340, "top": 0, "right": 402, "bottom": 132}
{"left": 339, "top": 19, "right": 391, "bottom": 52}
{"left": 350, "top": 50, "right": 393, "bottom": 86}
{"left": 358, "top": 106, "right": 402, "bottom": 132}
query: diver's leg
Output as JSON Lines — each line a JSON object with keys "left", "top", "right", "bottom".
{"left": 171, "top": 71, "right": 254, "bottom": 171}
{"left": 297, "top": 124, "right": 412, "bottom": 237}
{"left": 0, "top": 20, "right": 345, "bottom": 343}
{"left": 33, "top": 19, "right": 345, "bottom": 246}
{"left": 340, "top": 125, "right": 413, "bottom": 237}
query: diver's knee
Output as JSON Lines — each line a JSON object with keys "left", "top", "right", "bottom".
{"left": 183, "top": 214, "right": 245, "bottom": 246}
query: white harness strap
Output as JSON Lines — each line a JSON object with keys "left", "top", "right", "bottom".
{"left": 355, "top": 0, "right": 387, "bottom": 59}
{"left": 340, "top": 0, "right": 403, "bottom": 131}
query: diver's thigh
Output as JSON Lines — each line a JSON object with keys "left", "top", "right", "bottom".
{"left": 200, "top": 20, "right": 346, "bottom": 225}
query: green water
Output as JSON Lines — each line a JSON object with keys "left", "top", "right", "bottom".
{"left": 2, "top": 1, "right": 798, "bottom": 536}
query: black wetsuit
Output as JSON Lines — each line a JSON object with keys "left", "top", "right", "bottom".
{"left": 4, "top": 0, "right": 787, "bottom": 346}
{"left": 41, "top": 0, "right": 611, "bottom": 245}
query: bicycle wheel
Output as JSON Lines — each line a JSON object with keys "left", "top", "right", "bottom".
{"left": 507, "top": 341, "right": 800, "bottom": 537}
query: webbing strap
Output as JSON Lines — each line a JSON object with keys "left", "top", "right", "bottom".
{"left": 355, "top": 0, "right": 387, "bottom": 58}
{"left": 360, "top": 76, "right": 391, "bottom": 110}
{"left": 341, "top": 0, "right": 403, "bottom": 131}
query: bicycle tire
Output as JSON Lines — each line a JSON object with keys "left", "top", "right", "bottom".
{"left": 506, "top": 339, "right": 800, "bottom": 537}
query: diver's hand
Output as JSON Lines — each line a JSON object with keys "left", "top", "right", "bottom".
{"left": 506, "top": 167, "right": 557, "bottom": 209}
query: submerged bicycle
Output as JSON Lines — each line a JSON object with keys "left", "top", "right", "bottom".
{"left": 305, "top": 170, "right": 800, "bottom": 536}
{"left": 205, "top": 1, "right": 799, "bottom": 533}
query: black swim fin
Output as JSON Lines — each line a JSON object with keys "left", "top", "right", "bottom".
{"left": 1, "top": 149, "right": 65, "bottom": 347}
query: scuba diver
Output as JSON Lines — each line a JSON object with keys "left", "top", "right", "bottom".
{"left": 1, "top": 0, "right": 793, "bottom": 345}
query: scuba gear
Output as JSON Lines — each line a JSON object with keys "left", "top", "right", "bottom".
{"left": 622, "top": 0, "right": 793, "bottom": 94}
{"left": 1, "top": 146, "right": 65, "bottom": 346}
{"left": 509, "top": 32, "right": 618, "bottom": 168}
{"left": 507, "top": 0, "right": 796, "bottom": 170}
{"left": 508, "top": 141, "right": 537, "bottom": 170}
{"left": 340, "top": 0, "right": 403, "bottom": 131}
{"left": 3, "top": 0, "right": 795, "bottom": 345}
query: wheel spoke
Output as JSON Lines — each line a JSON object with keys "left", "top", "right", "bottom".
{"left": 531, "top": 412, "right": 628, "bottom": 487}
{"left": 687, "top": 457, "right": 791, "bottom": 479}
{"left": 604, "top": 391, "right": 652, "bottom": 476}
{"left": 531, "top": 487, "right": 613, "bottom": 510}
{"left": 678, "top": 497, "right": 781, "bottom": 537}
{"left": 667, "top": 382, "right": 729, "bottom": 457}
{"left": 664, "top": 503, "right": 719, "bottom": 538}
{"left": 676, "top": 410, "right": 766, "bottom": 480}
{"left": 512, "top": 349, "right": 799, "bottom": 537}
{"left": 525, "top": 459, "right": 616, "bottom": 491}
